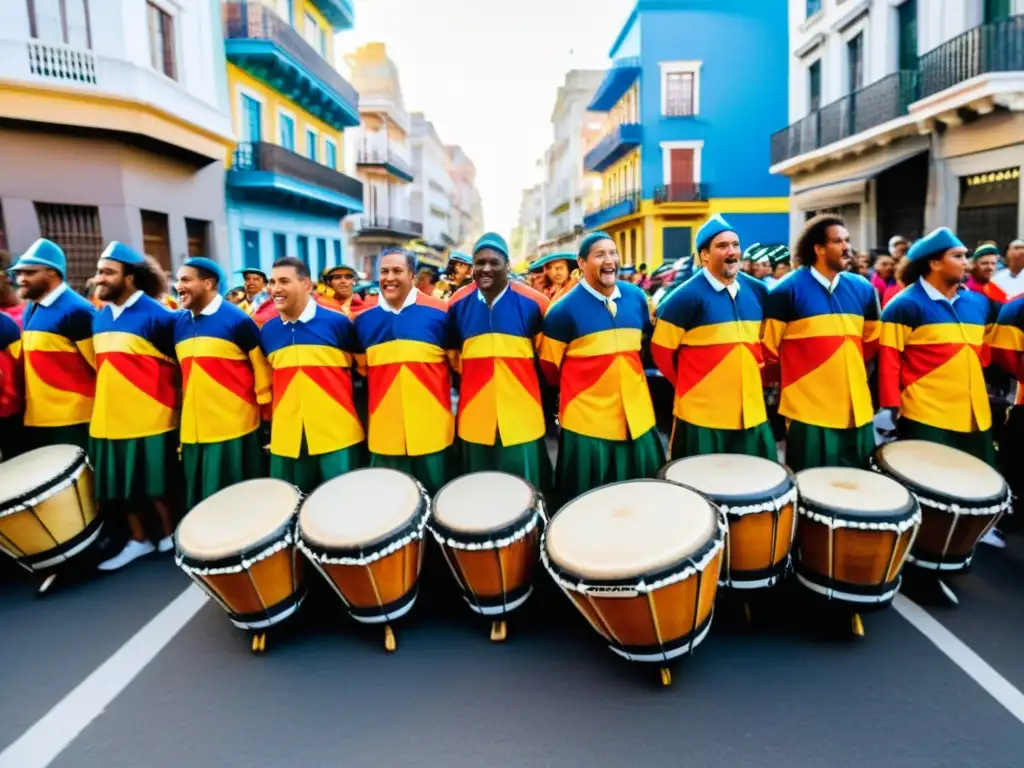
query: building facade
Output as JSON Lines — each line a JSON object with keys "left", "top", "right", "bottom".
{"left": 344, "top": 41, "right": 418, "bottom": 276}
{"left": 223, "top": 0, "right": 363, "bottom": 280}
{"left": 410, "top": 112, "right": 455, "bottom": 252}
{"left": 0, "top": 0, "right": 235, "bottom": 289}
{"left": 583, "top": 0, "right": 791, "bottom": 269}
{"left": 517, "top": 183, "right": 545, "bottom": 263}
{"left": 446, "top": 145, "right": 485, "bottom": 251}
{"left": 771, "top": 0, "right": 1024, "bottom": 251}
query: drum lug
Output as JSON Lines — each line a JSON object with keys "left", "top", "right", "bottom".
{"left": 37, "top": 573, "right": 58, "bottom": 597}
{"left": 490, "top": 619, "right": 507, "bottom": 643}
{"left": 250, "top": 633, "right": 267, "bottom": 654}
{"left": 851, "top": 614, "right": 865, "bottom": 638}
{"left": 659, "top": 667, "right": 672, "bottom": 687}
{"left": 384, "top": 625, "right": 397, "bottom": 653}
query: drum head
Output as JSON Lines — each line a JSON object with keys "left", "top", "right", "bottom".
{"left": 877, "top": 440, "right": 1006, "bottom": 504}
{"left": 177, "top": 479, "right": 300, "bottom": 560}
{"left": 661, "top": 454, "right": 789, "bottom": 501}
{"left": 796, "top": 468, "right": 914, "bottom": 521}
{"left": 546, "top": 480, "right": 718, "bottom": 581}
{"left": 0, "top": 444, "right": 84, "bottom": 510}
{"left": 299, "top": 468, "right": 421, "bottom": 549}
{"left": 433, "top": 472, "right": 534, "bottom": 534}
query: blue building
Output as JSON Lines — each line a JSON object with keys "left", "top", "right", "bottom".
{"left": 582, "top": 0, "right": 791, "bottom": 268}
{"left": 222, "top": 0, "right": 363, "bottom": 281}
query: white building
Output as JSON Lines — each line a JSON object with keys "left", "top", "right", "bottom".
{"left": 0, "top": 0, "right": 235, "bottom": 284}
{"left": 772, "top": 0, "right": 1024, "bottom": 252}
{"left": 410, "top": 112, "right": 455, "bottom": 250}
{"left": 518, "top": 183, "right": 545, "bottom": 261}
{"left": 446, "top": 144, "right": 486, "bottom": 251}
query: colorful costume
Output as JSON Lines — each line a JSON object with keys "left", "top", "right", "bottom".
{"left": 989, "top": 295, "right": 1024, "bottom": 515}
{"left": 539, "top": 279, "right": 664, "bottom": 504}
{"left": 174, "top": 266, "right": 272, "bottom": 509}
{"left": 353, "top": 288, "right": 455, "bottom": 495}
{"left": 762, "top": 266, "right": 880, "bottom": 471}
{"left": 653, "top": 270, "right": 774, "bottom": 459}
{"left": 261, "top": 298, "right": 366, "bottom": 494}
{"left": 0, "top": 312, "right": 23, "bottom": 460}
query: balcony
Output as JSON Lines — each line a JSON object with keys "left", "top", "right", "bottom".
{"left": 355, "top": 215, "right": 423, "bottom": 240}
{"left": 583, "top": 123, "right": 642, "bottom": 174}
{"left": 228, "top": 141, "right": 363, "bottom": 216}
{"left": 223, "top": 2, "right": 360, "bottom": 130}
{"left": 583, "top": 191, "right": 641, "bottom": 231}
{"left": 588, "top": 56, "right": 641, "bottom": 111}
{"left": 919, "top": 15, "right": 1024, "bottom": 99}
{"left": 654, "top": 183, "right": 710, "bottom": 204}
{"left": 310, "top": 0, "right": 355, "bottom": 30}
{"left": 356, "top": 140, "right": 415, "bottom": 182}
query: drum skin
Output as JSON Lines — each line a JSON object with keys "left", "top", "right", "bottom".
{"left": 0, "top": 448, "right": 101, "bottom": 571}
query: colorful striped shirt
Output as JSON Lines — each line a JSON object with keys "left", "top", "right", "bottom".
{"left": 762, "top": 267, "right": 880, "bottom": 429}
{"left": 652, "top": 271, "right": 768, "bottom": 430}
{"left": 447, "top": 281, "right": 549, "bottom": 447}
{"left": 15, "top": 284, "right": 96, "bottom": 428}
{"left": 353, "top": 289, "right": 454, "bottom": 457}
{"left": 261, "top": 299, "right": 363, "bottom": 458}
{"left": 91, "top": 292, "right": 179, "bottom": 440}
{"left": 879, "top": 280, "right": 995, "bottom": 432}
{"left": 174, "top": 295, "right": 272, "bottom": 445}
{"left": 983, "top": 295, "right": 1024, "bottom": 406}
{"left": 0, "top": 312, "right": 22, "bottom": 419}
{"left": 539, "top": 280, "right": 656, "bottom": 441}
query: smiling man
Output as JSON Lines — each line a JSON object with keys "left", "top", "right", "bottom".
{"left": 447, "top": 232, "right": 552, "bottom": 490}
{"left": 174, "top": 256, "right": 272, "bottom": 509}
{"left": 879, "top": 227, "right": 997, "bottom": 464}
{"left": 539, "top": 231, "right": 663, "bottom": 504}
{"left": 652, "top": 214, "right": 774, "bottom": 459}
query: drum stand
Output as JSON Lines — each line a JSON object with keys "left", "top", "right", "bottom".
{"left": 490, "top": 620, "right": 507, "bottom": 642}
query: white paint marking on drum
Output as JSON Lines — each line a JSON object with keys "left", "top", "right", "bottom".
{"left": 893, "top": 594, "right": 1024, "bottom": 725}
{"left": 0, "top": 585, "right": 207, "bottom": 768}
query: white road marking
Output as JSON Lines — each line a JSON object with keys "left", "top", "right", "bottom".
{"left": 0, "top": 585, "right": 208, "bottom": 768}
{"left": 893, "top": 594, "right": 1024, "bottom": 725}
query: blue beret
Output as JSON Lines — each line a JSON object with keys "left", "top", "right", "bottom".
{"left": 182, "top": 257, "right": 227, "bottom": 294}
{"left": 448, "top": 250, "right": 473, "bottom": 265}
{"left": 473, "top": 233, "right": 508, "bottom": 260}
{"left": 579, "top": 231, "right": 613, "bottom": 259}
{"left": 532, "top": 251, "right": 577, "bottom": 271}
{"left": 100, "top": 241, "right": 146, "bottom": 267}
{"left": 972, "top": 243, "right": 999, "bottom": 260}
{"left": 906, "top": 227, "right": 966, "bottom": 263}
{"left": 696, "top": 214, "right": 736, "bottom": 252}
{"left": 11, "top": 239, "right": 67, "bottom": 278}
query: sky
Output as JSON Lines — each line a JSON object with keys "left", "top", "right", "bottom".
{"left": 335, "top": 0, "right": 635, "bottom": 240}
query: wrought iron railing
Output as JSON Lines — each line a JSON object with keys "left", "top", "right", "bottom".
{"left": 654, "top": 183, "right": 710, "bottom": 203}
{"left": 358, "top": 216, "right": 423, "bottom": 237}
{"left": 918, "top": 14, "right": 1024, "bottom": 99}
{"left": 584, "top": 190, "right": 641, "bottom": 217}
{"left": 231, "top": 142, "right": 364, "bottom": 201}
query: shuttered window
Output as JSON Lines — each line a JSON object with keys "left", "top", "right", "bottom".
{"left": 34, "top": 203, "right": 103, "bottom": 292}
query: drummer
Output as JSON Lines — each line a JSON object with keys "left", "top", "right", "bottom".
{"left": 237, "top": 268, "right": 269, "bottom": 315}
{"left": 652, "top": 214, "right": 775, "bottom": 459}
{"left": 321, "top": 264, "right": 364, "bottom": 319}
{"left": 9, "top": 239, "right": 96, "bottom": 451}
{"left": 539, "top": 231, "right": 664, "bottom": 503}
{"left": 353, "top": 247, "right": 455, "bottom": 495}
{"left": 0, "top": 310, "right": 22, "bottom": 461}
{"left": 90, "top": 242, "right": 181, "bottom": 571}
{"left": 260, "top": 257, "right": 366, "bottom": 494}
{"left": 879, "top": 227, "right": 996, "bottom": 464}
{"left": 174, "top": 256, "right": 272, "bottom": 510}
{"left": 446, "top": 232, "right": 552, "bottom": 492}
{"left": 762, "top": 214, "right": 880, "bottom": 471}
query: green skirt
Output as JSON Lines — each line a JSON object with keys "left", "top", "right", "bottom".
{"left": 459, "top": 436, "right": 553, "bottom": 496}
{"left": 670, "top": 418, "right": 777, "bottom": 461}
{"left": 554, "top": 427, "right": 666, "bottom": 508}
{"left": 370, "top": 445, "right": 457, "bottom": 497}
{"left": 897, "top": 418, "right": 996, "bottom": 466}
{"left": 181, "top": 429, "right": 268, "bottom": 511}
{"left": 270, "top": 440, "right": 367, "bottom": 496}
{"left": 89, "top": 430, "right": 181, "bottom": 502}
{"left": 25, "top": 422, "right": 90, "bottom": 453}
{"left": 784, "top": 420, "right": 876, "bottom": 473}
{"left": 0, "top": 413, "right": 24, "bottom": 462}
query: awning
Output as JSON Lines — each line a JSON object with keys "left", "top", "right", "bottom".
{"left": 792, "top": 141, "right": 929, "bottom": 211}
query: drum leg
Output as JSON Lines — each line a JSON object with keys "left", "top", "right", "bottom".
{"left": 659, "top": 667, "right": 672, "bottom": 687}
{"left": 851, "top": 613, "right": 865, "bottom": 638}
{"left": 250, "top": 632, "right": 267, "bottom": 654}
{"left": 938, "top": 579, "right": 960, "bottom": 606}
{"left": 743, "top": 602, "right": 752, "bottom": 624}
{"left": 384, "top": 624, "right": 397, "bottom": 653}
{"left": 37, "top": 573, "right": 58, "bottom": 597}
{"left": 490, "top": 619, "right": 507, "bottom": 642}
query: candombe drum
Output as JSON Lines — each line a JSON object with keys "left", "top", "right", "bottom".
{"left": 428, "top": 471, "right": 546, "bottom": 642}
{"left": 871, "top": 440, "right": 1011, "bottom": 604}
{"left": 792, "top": 467, "right": 921, "bottom": 636}
{"left": 0, "top": 444, "right": 102, "bottom": 595}
{"left": 175, "top": 478, "right": 306, "bottom": 654}
{"left": 658, "top": 454, "right": 797, "bottom": 608}
{"left": 541, "top": 479, "right": 726, "bottom": 687}
{"left": 297, "top": 468, "right": 430, "bottom": 652}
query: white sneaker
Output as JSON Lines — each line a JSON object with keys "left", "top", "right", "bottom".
{"left": 97, "top": 540, "right": 156, "bottom": 571}
{"left": 157, "top": 535, "right": 174, "bottom": 554}
{"left": 980, "top": 529, "right": 1006, "bottom": 549}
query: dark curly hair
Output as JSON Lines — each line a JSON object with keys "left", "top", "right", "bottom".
{"left": 896, "top": 255, "right": 932, "bottom": 287}
{"left": 794, "top": 214, "right": 845, "bottom": 268}
{"left": 126, "top": 255, "right": 169, "bottom": 299}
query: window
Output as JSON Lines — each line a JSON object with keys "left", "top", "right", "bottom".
{"left": 141, "top": 210, "right": 171, "bottom": 271}
{"left": 35, "top": 203, "right": 103, "bottom": 291}
{"left": 806, "top": 0, "right": 822, "bottom": 18}
{"left": 660, "top": 140, "right": 703, "bottom": 201}
{"left": 273, "top": 233, "right": 287, "bottom": 260}
{"left": 275, "top": 0, "right": 293, "bottom": 24}
{"left": 28, "top": 0, "right": 92, "bottom": 48}
{"left": 333, "top": 239, "right": 342, "bottom": 266}
{"left": 241, "top": 94, "right": 262, "bottom": 143}
{"left": 324, "top": 138, "right": 337, "bottom": 169}
{"left": 278, "top": 113, "right": 295, "bottom": 150}
{"left": 897, "top": 0, "right": 917, "bottom": 72}
{"left": 808, "top": 60, "right": 822, "bottom": 112}
{"left": 305, "top": 128, "right": 318, "bottom": 161}
{"left": 316, "top": 238, "right": 328, "bottom": 276}
{"left": 985, "top": 0, "right": 1010, "bottom": 23}
{"left": 660, "top": 61, "right": 701, "bottom": 117}
{"left": 186, "top": 218, "right": 209, "bottom": 258}
{"left": 242, "top": 229, "right": 260, "bottom": 270}
{"left": 847, "top": 32, "right": 864, "bottom": 94}
{"left": 303, "top": 12, "right": 325, "bottom": 56}
{"left": 147, "top": 2, "right": 176, "bottom": 80}
{"left": 296, "top": 235, "right": 309, "bottom": 267}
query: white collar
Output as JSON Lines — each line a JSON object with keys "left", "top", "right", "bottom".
{"left": 918, "top": 277, "right": 960, "bottom": 305}
{"left": 810, "top": 266, "right": 842, "bottom": 294}
{"left": 379, "top": 287, "right": 419, "bottom": 315}
{"left": 476, "top": 282, "right": 510, "bottom": 306}
{"left": 197, "top": 294, "right": 224, "bottom": 317}
{"left": 702, "top": 269, "right": 739, "bottom": 299}
{"left": 109, "top": 290, "right": 144, "bottom": 320}
{"left": 39, "top": 282, "right": 68, "bottom": 307}
{"left": 579, "top": 278, "right": 621, "bottom": 304}
{"left": 282, "top": 297, "right": 317, "bottom": 324}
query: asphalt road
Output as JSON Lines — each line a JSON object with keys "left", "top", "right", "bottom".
{"left": 1, "top": 526, "right": 1023, "bottom": 768}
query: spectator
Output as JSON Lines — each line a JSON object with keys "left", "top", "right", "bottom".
{"left": 992, "top": 238, "right": 1024, "bottom": 300}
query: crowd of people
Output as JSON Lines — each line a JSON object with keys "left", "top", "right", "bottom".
{"left": 0, "top": 212, "right": 1021, "bottom": 579}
